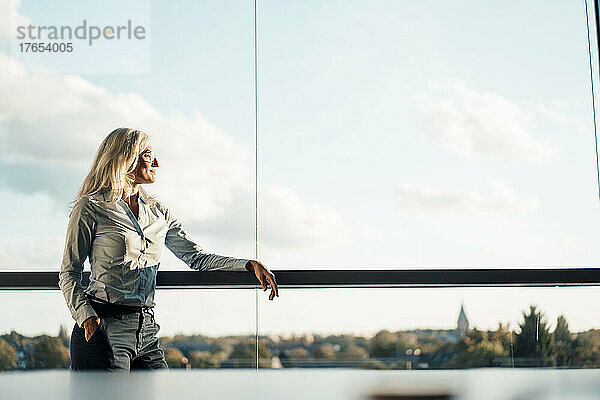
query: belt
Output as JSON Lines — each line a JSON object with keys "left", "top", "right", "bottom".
{"left": 87, "top": 296, "right": 151, "bottom": 318}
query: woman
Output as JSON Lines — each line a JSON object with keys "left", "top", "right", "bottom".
{"left": 58, "top": 127, "right": 278, "bottom": 371}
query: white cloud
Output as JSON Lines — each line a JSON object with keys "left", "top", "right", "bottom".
{"left": 397, "top": 177, "right": 540, "bottom": 214}
{"left": 531, "top": 103, "right": 569, "bottom": 125}
{"left": 416, "top": 79, "right": 554, "bottom": 162}
{"left": 0, "top": 235, "right": 64, "bottom": 269}
{"left": 0, "top": 0, "right": 31, "bottom": 41}
{"left": 259, "top": 184, "right": 347, "bottom": 249}
{"left": 0, "top": 50, "right": 347, "bottom": 255}
{"left": 0, "top": 52, "right": 160, "bottom": 167}
{"left": 352, "top": 218, "right": 382, "bottom": 241}
{"left": 524, "top": 100, "right": 589, "bottom": 136}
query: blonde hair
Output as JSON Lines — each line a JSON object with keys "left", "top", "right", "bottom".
{"left": 72, "top": 127, "right": 156, "bottom": 206}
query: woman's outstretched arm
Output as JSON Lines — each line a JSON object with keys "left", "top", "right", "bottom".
{"left": 162, "top": 204, "right": 279, "bottom": 299}
{"left": 163, "top": 205, "right": 250, "bottom": 271}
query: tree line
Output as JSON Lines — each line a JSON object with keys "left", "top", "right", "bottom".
{"left": 1, "top": 305, "right": 599, "bottom": 370}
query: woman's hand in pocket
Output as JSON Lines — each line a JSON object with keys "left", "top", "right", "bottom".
{"left": 83, "top": 317, "right": 101, "bottom": 342}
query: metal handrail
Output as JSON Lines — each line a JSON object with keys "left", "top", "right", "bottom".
{"left": 1, "top": 268, "right": 600, "bottom": 290}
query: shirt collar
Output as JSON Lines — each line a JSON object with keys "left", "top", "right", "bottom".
{"left": 109, "top": 189, "right": 145, "bottom": 205}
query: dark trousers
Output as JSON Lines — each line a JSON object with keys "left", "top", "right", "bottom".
{"left": 70, "top": 301, "right": 168, "bottom": 371}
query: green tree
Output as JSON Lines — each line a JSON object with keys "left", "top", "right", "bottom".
{"left": 467, "top": 328, "right": 485, "bottom": 345}
{"left": 290, "top": 347, "right": 310, "bottom": 359}
{"left": 447, "top": 340, "right": 507, "bottom": 368}
{"left": 514, "top": 305, "right": 555, "bottom": 367}
{"left": 0, "top": 338, "right": 17, "bottom": 371}
{"left": 338, "top": 344, "right": 368, "bottom": 361}
{"left": 553, "top": 315, "right": 572, "bottom": 367}
{"left": 313, "top": 344, "right": 336, "bottom": 359}
{"left": 283, "top": 347, "right": 311, "bottom": 367}
{"left": 188, "top": 350, "right": 212, "bottom": 368}
{"left": 58, "top": 325, "right": 70, "bottom": 348}
{"left": 369, "top": 330, "right": 398, "bottom": 358}
{"left": 489, "top": 323, "right": 512, "bottom": 353}
{"left": 188, "top": 350, "right": 227, "bottom": 368}
{"left": 2, "top": 331, "right": 25, "bottom": 349}
{"left": 28, "top": 336, "right": 70, "bottom": 369}
{"left": 572, "top": 330, "right": 600, "bottom": 367}
{"left": 228, "top": 339, "right": 272, "bottom": 368}
{"left": 164, "top": 347, "right": 186, "bottom": 368}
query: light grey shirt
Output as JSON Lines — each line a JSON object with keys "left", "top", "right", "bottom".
{"left": 58, "top": 188, "right": 250, "bottom": 327}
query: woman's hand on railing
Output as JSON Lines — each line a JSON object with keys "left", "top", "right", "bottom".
{"left": 246, "top": 260, "right": 279, "bottom": 300}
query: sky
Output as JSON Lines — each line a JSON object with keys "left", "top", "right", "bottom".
{"left": 1, "top": 0, "right": 600, "bottom": 337}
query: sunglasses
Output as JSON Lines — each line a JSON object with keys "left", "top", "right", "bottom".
{"left": 140, "top": 150, "right": 158, "bottom": 163}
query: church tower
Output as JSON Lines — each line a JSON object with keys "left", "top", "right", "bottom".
{"left": 456, "top": 303, "right": 469, "bottom": 337}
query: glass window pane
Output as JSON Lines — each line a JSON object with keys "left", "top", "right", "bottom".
{"left": 0, "top": 0, "right": 255, "bottom": 272}
{"left": 258, "top": 0, "right": 600, "bottom": 270}
{"left": 0, "top": 289, "right": 256, "bottom": 370}
{"left": 258, "top": 287, "right": 600, "bottom": 369}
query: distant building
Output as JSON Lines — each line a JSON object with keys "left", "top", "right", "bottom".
{"left": 456, "top": 304, "right": 469, "bottom": 338}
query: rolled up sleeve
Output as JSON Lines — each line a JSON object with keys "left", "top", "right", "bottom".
{"left": 58, "top": 198, "right": 98, "bottom": 327}
{"left": 163, "top": 206, "right": 250, "bottom": 272}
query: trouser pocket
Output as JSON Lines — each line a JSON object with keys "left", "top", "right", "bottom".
{"left": 70, "top": 321, "right": 112, "bottom": 371}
